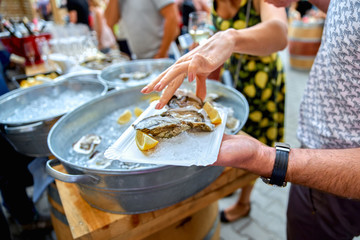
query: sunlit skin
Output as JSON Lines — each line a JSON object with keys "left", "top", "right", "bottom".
{"left": 140, "top": 0, "right": 360, "bottom": 200}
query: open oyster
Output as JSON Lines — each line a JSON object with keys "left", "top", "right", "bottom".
{"left": 133, "top": 89, "right": 214, "bottom": 138}
{"left": 73, "top": 134, "right": 101, "bottom": 155}
{"left": 133, "top": 114, "right": 190, "bottom": 138}
{"left": 167, "top": 89, "right": 203, "bottom": 109}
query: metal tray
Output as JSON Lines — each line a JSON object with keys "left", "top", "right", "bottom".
{"left": 98, "top": 58, "right": 174, "bottom": 89}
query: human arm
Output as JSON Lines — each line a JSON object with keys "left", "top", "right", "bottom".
{"left": 66, "top": 1, "right": 78, "bottom": 24}
{"left": 68, "top": 10, "right": 78, "bottom": 24}
{"left": 142, "top": 1, "right": 288, "bottom": 109}
{"left": 104, "top": 0, "right": 121, "bottom": 29}
{"left": 264, "top": 0, "right": 330, "bottom": 13}
{"left": 93, "top": 9, "right": 104, "bottom": 49}
{"left": 192, "top": 0, "right": 211, "bottom": 13}
{"left": 154, "top": 3, "right": 180, "bottom": 59}
{"left": 214, "top": 134, "right": 360, "bottom": 200}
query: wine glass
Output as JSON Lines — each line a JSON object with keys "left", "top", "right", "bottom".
{"left": 36, "top": 37, "right": 51, "bottom": 66}
{"left": 24, "top": 41, "right": 35, "bottom": 66}
{"left": 188, "top": 11, "right": 212, "bottom": 45}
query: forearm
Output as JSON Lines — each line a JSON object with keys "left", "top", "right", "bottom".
{"left": 155, "top": 5, "right": 180, "bottom": 58}
{"left": 156, "top": 19, "right": 179, "bottom": 58}
{"left": 219, "top": 135, "right": 360, "bottom": 199}
{"left": 104, "top": 0, "right": 120, "bottom": 29}
{"left": 286, "top": 148, "right": 360, "bottom": 199}
{"left": 228, "top": 18, "right": 288, "bottom": 56}
{"left": 68, "top": 11, "right": 77, "bottom": 24}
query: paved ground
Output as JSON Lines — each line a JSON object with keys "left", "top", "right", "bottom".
{"left": 218, "top": 49, "right": 309, "bottom": 240}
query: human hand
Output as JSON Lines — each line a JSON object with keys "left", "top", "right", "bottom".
{"left": 264, "top": 0, "right": 298, "bottom": 7}
{"left": 141, "top": 29, "right": 236, "bottom": 109}
{"left": 192, "top": 0, "right": 211, "bottom": 14}
{"left": 213, "top": 134, "right": 275, "bottom": 178}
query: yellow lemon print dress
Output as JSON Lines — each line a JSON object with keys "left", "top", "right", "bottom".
{"left": 212, "top": 0, "right": 286, "bottom": 146}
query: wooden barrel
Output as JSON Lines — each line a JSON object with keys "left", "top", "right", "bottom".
{"left": 47, "top": 182, "right": 74, "bottom": 240}
{"left": 288, "top": 20, "right": 324, "bottom": 71}
{"left": 48, "top": 182, "right": 220, "bottom": 240}
{"left": 144, "top": 201, "right": 220, "bottom": 240}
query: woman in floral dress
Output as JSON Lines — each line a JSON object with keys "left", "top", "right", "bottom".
{"left": 211, "top": 0, "right": 287, "bottom": 223}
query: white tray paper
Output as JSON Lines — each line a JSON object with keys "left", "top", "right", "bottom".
{"left": 104, "top": 101, "right": 227, "bottom": 166}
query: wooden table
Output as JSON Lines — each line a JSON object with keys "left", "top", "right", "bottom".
{"left": 25, "top": 61, "right": 59, "bottom": 76}
{"left": 52, "top": 166, "right": 258, "bottom": 240}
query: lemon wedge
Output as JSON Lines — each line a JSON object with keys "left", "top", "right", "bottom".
{"left": 134, "top": 107, "right": 143, "bottom": 117}
{"left": 149, "top": 95, "right": 160, "bottom": 103}
{"left": 117, "top": 110, "right": 132, "bottom": 124}
{"left": 203, "top": 102, "right": 222, "bottom": 125}
{"left": 135, "top": 130, "right": 159, "bottom": 151}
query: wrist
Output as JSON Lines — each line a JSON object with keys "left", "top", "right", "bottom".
{"left": 261, "top": 143, "right": 290, "bottom": 187}
{"left": 223, "top": 29, "right": 238, "bottom": 53}
{"left": 260, "top": 145, "right": 276, "bottom": 178}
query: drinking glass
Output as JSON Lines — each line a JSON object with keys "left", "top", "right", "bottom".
{"left": 188, "top": 11, "right": 212, "bottom": 45}
{"left": 36, "top": 37, "right": 51, "bottom": 66}
{"left": 24, "top": 41, "right": 35, "bottom": 65}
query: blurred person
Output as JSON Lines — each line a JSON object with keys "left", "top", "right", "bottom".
{"left": 0, "top": 44, "right": 52, "bottom": 239}
{"left": 112, "top": 20, "right": 132, "bottom": 58}
{"left": 36, "top": 0, "right": 52, "bottom": 21}
{"left": 104, "top": 0, "right": 180, "bottom": 59}
{"left": 209, "top": 0, "right": 287, "bottom": 223}
{"left": 142, "top": 0, "right": 360, "bottom": 239}
{"left": 88, "top": 0, "right": 117, "bottom": 53}
{"left": 67, "top": 0, "right": 90, "bottom": 27}
{"left": 175, "top": 0, "right": 211, "bottom": 33}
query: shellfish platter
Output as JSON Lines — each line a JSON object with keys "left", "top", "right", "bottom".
{"left": 104, "top": 100, "right": 227, "bottom": 166}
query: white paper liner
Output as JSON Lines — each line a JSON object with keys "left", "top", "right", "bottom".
{"left": 104, "top": 101, "right": 227, "bottom": 166}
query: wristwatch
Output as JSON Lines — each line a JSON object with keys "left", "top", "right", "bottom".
{"left": 261, "top": 142, "right": 290, "bottom": 187}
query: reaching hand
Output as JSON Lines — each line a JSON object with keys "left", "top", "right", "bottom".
{"left": 141, "top": 30, "right": 236, "bottom": 109}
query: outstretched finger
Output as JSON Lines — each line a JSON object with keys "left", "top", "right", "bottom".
{"left": 152, "top": 61, "right": 189, "bottom": 92}
{"left": 141, "top": 67, "right": 170, "bottom": 93}
{"left": 155, "top": 73, "right": 185, "bottom": 109}
{"left": 195, "top": 75, "right": 207, "bottom": 101}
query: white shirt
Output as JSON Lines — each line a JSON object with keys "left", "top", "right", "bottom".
{"left": 297, "top": 0, "right": 360, "bottom": 149}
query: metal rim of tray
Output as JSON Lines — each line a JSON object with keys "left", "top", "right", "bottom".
{"left": 0, "top": 76, "right": 108, "bottom": 126}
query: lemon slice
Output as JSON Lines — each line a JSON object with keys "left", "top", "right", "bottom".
{"left": 117, "top": 110, "right": 132, "bottom": 124}
{"left": 149, "top": 95, "right": 160, "bottom": 103}
{"left": 135, "top": 130, "right": 159, "bottom": 151}
{"left": 203, "top": 102, "right": 222, "bottom": 124}
{"left": 134, "top": 107, "right": 143, "bottom": 117}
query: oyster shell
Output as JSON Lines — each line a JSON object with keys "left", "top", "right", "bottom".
{"left": 73, "top": 134, "right": 101, "bottom": 155}
{"left": 167, "top": 89, "right": 203, "bottom": 109}
{"left": 133, "top": 114, "right": 191, "bottom": 138}
{"left": 161, "top": 108, "right": 214, "bottom": 132}
{"left": 133, "top": 108, "right": 214, "bottom": 139}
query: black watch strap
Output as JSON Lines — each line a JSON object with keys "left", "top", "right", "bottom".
{"left": 261, "top": 142, "right": 290, "bottom": 187}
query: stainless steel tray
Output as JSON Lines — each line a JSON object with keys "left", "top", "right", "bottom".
{"left": 98, "top": 58, "right": 174, "bottom": 89}
{"left": 46, "top": 80, "right": 248, "bottom": 213}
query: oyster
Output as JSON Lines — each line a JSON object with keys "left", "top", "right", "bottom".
{"left": 161, "top": 109, "right": 214, "bottom": 132}
{"left": 167, "top": 89, "right": 203, "bottom": 109}
{"left": 133, "top": 89, "right": 215, "bottom": 138}
{"left": 119, "top": 71, "right": 151, "bottom": 81}
{"left": 133, "top": 114, "right": 191, "bottom": 138}
{"left": 73, "top": 134, "right": 101, "bottom": 155}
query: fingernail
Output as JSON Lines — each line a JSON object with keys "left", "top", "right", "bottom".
{"left": 156, "top": 102, "right": 165, "bottom": 109}
{"left": 141, "top": 86, "right": 148, "bottom": 93}
{"left": 154, "top": 83, "right": 161, "bottom": 91}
